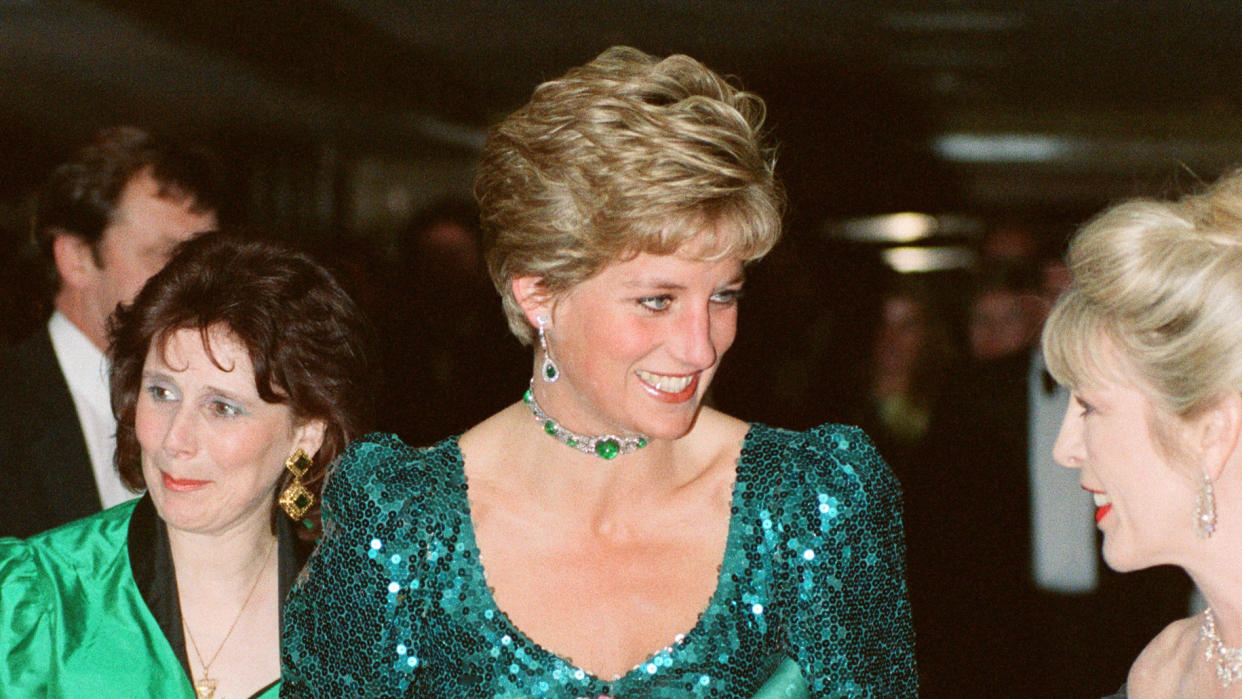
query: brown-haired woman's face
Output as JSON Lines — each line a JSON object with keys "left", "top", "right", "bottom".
{"left": 135, "top": 326, "right": 324, "bottom": 536}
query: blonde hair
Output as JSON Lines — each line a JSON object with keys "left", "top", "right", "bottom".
{"left": 475, "top": 46, "right": 786, "bottom": 344}
{"left": 1043, "top": 170, "right": 1242, "bottom": 423}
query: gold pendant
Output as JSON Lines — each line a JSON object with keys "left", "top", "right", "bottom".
{"left": 194, "top": 676, "right": 217, "bottom": 698}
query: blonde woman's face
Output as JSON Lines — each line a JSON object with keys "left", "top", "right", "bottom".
{"left": 536, "top": 249, "right": 745, "bottom": 443}
{"left": 1051, "top": 341, "right": 1198, "bottom": 572}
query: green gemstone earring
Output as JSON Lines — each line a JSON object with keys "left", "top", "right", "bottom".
{"left": 537, "top": 316, "right": 559, "bottom": 383}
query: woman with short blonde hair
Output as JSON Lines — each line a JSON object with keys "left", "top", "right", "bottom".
{"left": 283, "top": 46, "right": 915, "bottom": 697}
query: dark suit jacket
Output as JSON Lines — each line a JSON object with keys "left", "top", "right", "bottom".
{"left": 906, "top": 352, "right": 1191, "bottom": 699}
{"left": 0, "top": 328, "right": 101, "bottom": 537}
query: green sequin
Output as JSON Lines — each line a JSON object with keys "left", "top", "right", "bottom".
{"left": 281, "top": 425, "right": 916, "bottom": 696}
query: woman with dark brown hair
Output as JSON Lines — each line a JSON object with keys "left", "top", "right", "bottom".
{"left": 0, "top": 232, "right": 373, "bottom": 697}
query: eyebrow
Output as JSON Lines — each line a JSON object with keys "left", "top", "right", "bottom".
{"left": 622, "top": 272, "right": 746, "bottom": 289}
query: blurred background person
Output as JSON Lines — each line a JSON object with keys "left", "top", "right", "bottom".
{"left": 852, "top": 276, "right": 958, "bottom": 483}
{"left": 966, "top": 260, "right": 1046, "bottom": 362}
{"left": 381, "top": 197, "right": 528, "bottom": 445}
{"left": 282, "top": 46, "right": 915, "bottom": 696}
{"left": 0, "top": 126, "right": 226, "bottom": 537}
{"left": 0, "top": 233, "right": 374, "bottom": 697}
{"left": 1045, "top": 170, "right": 1242, "bottom": 697}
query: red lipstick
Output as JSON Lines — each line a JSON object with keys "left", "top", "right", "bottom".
{"left": 1081, "top": 486, "right": 1111, "bottom": 525}
{"left": 1094, "top": 503, "right": 1112, "bottom": 523}
{"left": 639, "top": 373, "right": 699, "bottom": 403}
{"left": 162, "top": 472, "right": 211, "bottom": 492}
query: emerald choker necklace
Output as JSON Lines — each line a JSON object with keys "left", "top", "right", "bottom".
{"left": 523, "top": 382, "right": 648, "bottom": 460}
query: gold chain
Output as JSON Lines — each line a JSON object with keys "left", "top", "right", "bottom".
{"left": 182, "top": 538, "right": 276, "bottom": 698}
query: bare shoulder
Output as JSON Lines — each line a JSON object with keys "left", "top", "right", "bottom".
{"left": 680, "top": 408, "right": 750, "bottom": 469}
{"left": 687, "top": 407, "right": 750, "bottom": 451}
{"left": 460, "top": 403, "right": 525, "bottom": 461}
{"left": 1127, "top": 616, "right": 1201, "bottom": 698}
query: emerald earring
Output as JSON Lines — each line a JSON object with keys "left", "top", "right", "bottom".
{"left": 537, "top": 316, "right": 559, "bottom": 382}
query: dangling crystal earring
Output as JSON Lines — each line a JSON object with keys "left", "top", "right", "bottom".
{"left": 1196, "top": 471, "right": 1217, "bottom": 538}
{"left": 537, "top": 316, "right": 559, "bottom": 382}
{"left": 279, "top": 448, "right": 314, "bottom": 521}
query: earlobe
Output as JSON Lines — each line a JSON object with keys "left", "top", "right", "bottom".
{"left": 51, "top": 233, "right": 97, "bottom": 289}
{"left": 296, "top": 419, "right": 328, "bottom": 461}
{"left": 511, "top": 275, "right": 554, "bottom": 327}
{"left": 1199, "top": 392, "right": 1242, "bottom": 480}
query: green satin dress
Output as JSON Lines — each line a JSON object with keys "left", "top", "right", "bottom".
{"left": 0, "top": 496, "right": 294, "bottom": 698}
{"left": 282, "top": 424, "right": 917, "bottom": 697}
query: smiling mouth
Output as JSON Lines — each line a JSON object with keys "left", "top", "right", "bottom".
{"left": 1086, "top": 489, "right": 1112, "bottom": 523}
{"left": 635, "top": 370, "right": 699, "bottom": 401}
{"left": 162, "top": 472, "right": 211, "bottom": 492}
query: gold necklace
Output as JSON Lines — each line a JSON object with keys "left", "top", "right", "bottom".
{"left": 182, "top": 539, "right": 276, "bottom": 699}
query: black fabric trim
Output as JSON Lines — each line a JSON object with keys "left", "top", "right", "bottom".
{"left": 127, "top": 494, "right": 314, "bottom": 693}
{"left": 275, "top": 509, "right": 314, "bottom": 614}
{"left": 128, "top": 494, "right": 192, "bottom": 679}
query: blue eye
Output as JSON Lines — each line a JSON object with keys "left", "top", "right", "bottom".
{"left": 638, "top": 295, "right": 672, "bottom": 311}
{"left": 711, "top": 288, "right": 743, "bottom": 305}
{"left": 209, "top": 400, "right": 243, "bottom": 418}
{"left": 145, "top": 385, "right": 176, "bottom": 402}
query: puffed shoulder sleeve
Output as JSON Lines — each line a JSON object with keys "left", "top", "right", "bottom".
{"left": 0, "top": 538, "right": 53, "bottom": 692}
{"left": 775, "top": 425, "right": 917, "bottom": 697}
{"left": 281, "top": 433, "right": 421, "bottom": 697}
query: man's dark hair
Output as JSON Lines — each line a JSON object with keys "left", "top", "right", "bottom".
{"left": 34, "top": 126, "right": 227, "bottom": 287}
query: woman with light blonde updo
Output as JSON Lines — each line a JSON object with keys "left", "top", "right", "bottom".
{"left": 1045, "top": 169, "right": 1242, "bottom": 698}
{"left": 283, "top": 46, "right": 916, "bottom": 697}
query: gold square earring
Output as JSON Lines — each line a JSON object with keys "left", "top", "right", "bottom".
{"left": 279, "top": 448, "right": 314, "bottom": 521}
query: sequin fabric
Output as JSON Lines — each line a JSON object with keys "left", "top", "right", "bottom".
{"left": 281, "top": 424, "right": 916, "bottom": 697}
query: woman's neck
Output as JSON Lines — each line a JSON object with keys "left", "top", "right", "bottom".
{"left": 166, "top": 511, "right": 276, "bottom": 591}
{"left": 1188, "top": 474, "right": 1242, "bottom": 647}
{"left": 467, "top": 402, "right": 744, "bottom": 519}
{"left": 167, "top": 509, "right": 282, "bottom": 698}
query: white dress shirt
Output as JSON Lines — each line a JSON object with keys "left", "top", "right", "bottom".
{"left": 48, "top": 311, "right": 137, "bottom": 509}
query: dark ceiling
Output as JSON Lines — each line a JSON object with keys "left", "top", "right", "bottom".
{"left": 5, "top": 0, "right": 1242, "bottom": 228}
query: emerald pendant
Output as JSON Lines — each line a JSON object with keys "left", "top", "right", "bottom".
{"left": 523, "top": 380, "right": 648, "bottom": 460}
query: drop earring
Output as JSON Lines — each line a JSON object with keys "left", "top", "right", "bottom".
{"left": 537, "top": 316, "right": 559, "bottom": 382}
{"left": 1196, "top": 471, "right": 1217, "bottom": 538}
{"left": 279, "top": 448, "right": 314, "bottom": 521}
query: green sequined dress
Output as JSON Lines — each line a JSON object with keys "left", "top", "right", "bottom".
{"left": 281, "top": 424, "right": 916, "bottom": 697}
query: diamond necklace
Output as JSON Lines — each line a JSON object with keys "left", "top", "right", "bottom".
{"left": 1201, "top": 608, "right": 1242, "bottom": 687}
{"left": 182, "top": 538, "right": 276, "bottom": 699}
{"left": 523, "top": 381, "right": 648, "bottom": 460}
